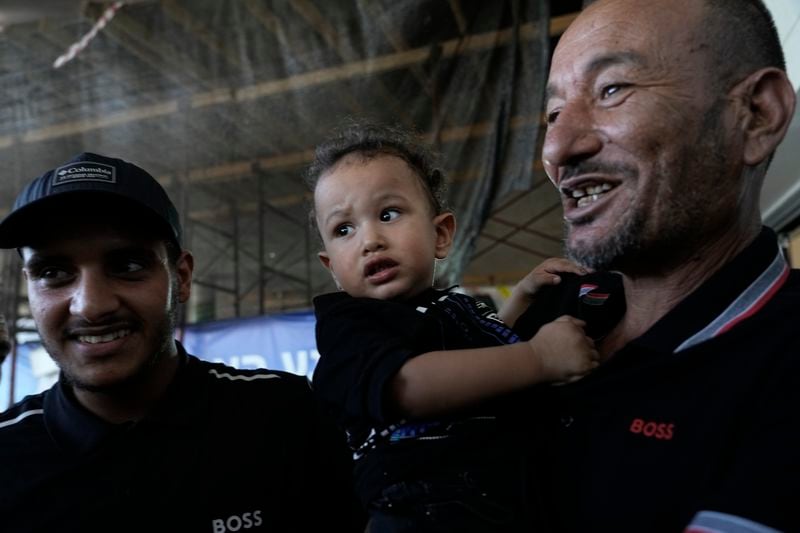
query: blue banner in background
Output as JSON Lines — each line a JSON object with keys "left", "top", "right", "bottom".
{"left": 0, "top": 344, "right": 41, "bottom": 412}
{"left": 181, "top": 311, "right": 319, "bottom": 377}
{"left": 0, "top": 311, "right": 319, "bottom": 411}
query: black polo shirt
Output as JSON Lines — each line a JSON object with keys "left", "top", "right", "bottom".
{"left": 313, "top": 275, "right": 626, "bottom": 513}
{"left": 312, "top": 288, "right": 531, "bottom": 512}
{"left": 0, "top": 344, "right": 362, "bottom": 533}
{"left": 513, "top": 270, "right": 625, "bottom": 341}
{"left": 532, "top": 227, "right": 799, "bottom": 533}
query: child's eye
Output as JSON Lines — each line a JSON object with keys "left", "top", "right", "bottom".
{"left": 380, "top": 208, "right": 400, "bottom": 222}
{"left": 334, "top": 224, "right": 353, "bottom": 237}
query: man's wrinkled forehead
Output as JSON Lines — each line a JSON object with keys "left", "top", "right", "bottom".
{"left": 546, "top": 0, "right": 700, "bottom": 94}
{"left": 559, "top": 0, "right": 700, "bottom": 49}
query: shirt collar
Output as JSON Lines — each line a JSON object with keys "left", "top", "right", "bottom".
{"left": 43, "top": 343, "right": 198, "bottom": 453}
{"left": 632, "top": 226, "right": 789, "bottom": 355}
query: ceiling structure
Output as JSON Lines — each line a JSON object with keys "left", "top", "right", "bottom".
{"left": 0, "top": 0, "right": 796, "bottom": 338}
{"left": 0, "top": 0, "right": 586, "bottom": 332}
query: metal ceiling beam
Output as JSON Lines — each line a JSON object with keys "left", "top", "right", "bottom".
{"left": 470, "top": 200, "right": 562, "bottom": 261}
{"left": 358, "top": 0, "right": 434, "bottom": 98}
{"left": 161, "top": 0, "right": 244, "bottom": 70}
{"left": 290, "top": 0, "right": 422, "bottom": 123}
{"left": 244, "top": 0, "right": 372, "bottom": 135}
{"left": 447, "top": 0, "right": 468, "bottom": 35}
{"left": 160, "top": 113, "right": 540, "bottom": 190}
{"left": 0, "top": 13, "right": 577, "bottom": 149}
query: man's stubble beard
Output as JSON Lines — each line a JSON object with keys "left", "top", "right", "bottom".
{"left": 564, "top": 99, "right": 728, "bottom": 273}
{"left": 46, "top": 274, "right": 181, "bottom": 394}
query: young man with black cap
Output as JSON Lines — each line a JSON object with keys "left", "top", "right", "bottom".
{"left": 0, "top": 152, "right": 363, "bottom": 532}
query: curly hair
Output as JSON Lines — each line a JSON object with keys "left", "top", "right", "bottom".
{"left": 304, "top": 120, "right": 449, "bottom": 218}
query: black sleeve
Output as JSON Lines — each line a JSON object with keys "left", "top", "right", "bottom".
{"left": 513, "top": 271, "right": 626, "bottom": 341}
{"left": 311, "top": 293, "right": 432, "bottom": 434}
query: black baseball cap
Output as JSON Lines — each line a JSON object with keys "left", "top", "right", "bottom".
{"left": 0, "top": 152, "right": 182, "bottom": 249}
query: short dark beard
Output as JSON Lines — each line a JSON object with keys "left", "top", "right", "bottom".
{"left": 565, "top": 209, "right": 648, "bottom": 271}
{"left": 56, "top": 270, "right": 181, "bottom": 394}
{"left": 561, "top": 160, "right": 644, "bottom": 270}
{"left": 564, "top": 97, "right": 729, "bottom": 273}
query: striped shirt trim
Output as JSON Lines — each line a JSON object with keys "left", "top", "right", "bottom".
{"left": 0, "top": 408, "right": 44, "bottom": 430}
{"left": 208, "top": 369, "right": 281, "bottom": 381}
{"left": 686, "top": 510, "right": 782, "bottom": 533}
{"left": 675, "top": 246, "right": 789, "bottom": 353}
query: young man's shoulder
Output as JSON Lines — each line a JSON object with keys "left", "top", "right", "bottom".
{"left": 0, "top": 391, "right": 50, "bottom": 465}
{"left": 0, "top": 391, "right": 46, "bottom": 431}
{"left": 180, "top": 355, "right": 336, "bottom": 446}
{"left": 188, "top": 355, "right": 311, "bottom": 389}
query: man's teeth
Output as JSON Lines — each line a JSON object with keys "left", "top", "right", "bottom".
{"left": 572, "top": 183, "right": 612, "bottom": 207}
{"left": 78, "top": 329, "right": 131, "bottom": 344}
{"left": 571, "top": 183, "right": 612, "bottom": 198}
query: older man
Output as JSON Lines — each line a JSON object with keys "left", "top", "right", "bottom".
{"left": 534, "top": 0, "right": 798, "bottom": 532}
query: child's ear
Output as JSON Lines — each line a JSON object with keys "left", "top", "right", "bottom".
{"left": 433, "top": 212, "right": 456, "bottom": 259}
{"left": 318, "top": 251, "right": 331, "bottom": 271}
{"left": 318, "top": 251, "right": 342, "bottom": 290}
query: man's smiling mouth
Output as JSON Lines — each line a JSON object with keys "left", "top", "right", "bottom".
{"left": 568, "top": 183, "right": 614, "bottom": 207}
{"left": 77, "top": 329, "right": 132, "bottom": 344}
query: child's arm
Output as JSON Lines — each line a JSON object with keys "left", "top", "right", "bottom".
{"left": 388, "top": 315, "right": 598, "bottom": 419}
{"left": 499, "top": 257, "right": 587, "bottom": 328}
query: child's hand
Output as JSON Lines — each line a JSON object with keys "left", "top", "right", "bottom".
{"left": 499, "top": 257, "right": 588, "bottom": 326}
{"left": 514, "top": 257, "right": 588, "bottom": 299}
{"left": 527, "top": 315, "right": 599, "bottom": 384}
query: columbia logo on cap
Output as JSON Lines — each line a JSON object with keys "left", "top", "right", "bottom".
{"left": 53, "top": 162, "right": 116, "bottom": 186}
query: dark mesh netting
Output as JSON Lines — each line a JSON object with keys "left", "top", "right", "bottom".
{"left": 0, "top": 0, "right": 556, "bottom": 322}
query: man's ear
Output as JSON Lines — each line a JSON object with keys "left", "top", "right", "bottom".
{"left": 176, "top": 250, "right": 194, "bottom": 304}
{"left": 433, "top": 211, "right": 456, "bottom": 260}
{"left": 735, "top": 67, "right": 797, "bottom": 166}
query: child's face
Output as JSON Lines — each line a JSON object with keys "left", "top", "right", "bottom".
{"left": 314, "top": 153, "right": 455, "bottom": 300}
